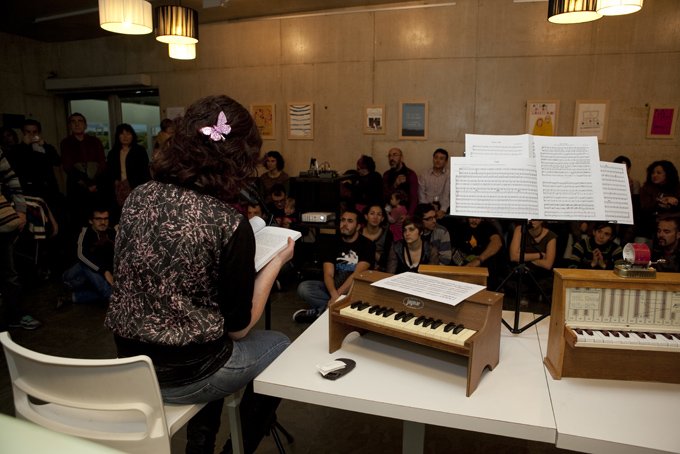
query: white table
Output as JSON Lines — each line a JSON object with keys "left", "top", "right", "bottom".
{"left": 255, "top": 311, "right": 556, "bottom": 453}
{"left": 535, "top": 317, "right": 680, "bottom": 454}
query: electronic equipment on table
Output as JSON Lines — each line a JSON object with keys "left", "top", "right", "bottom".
{"left": 328, "top": 270, "right": 503, "bottom": 397}
{"left": 301, "top": 212, "right": 335, "bottom": 223}
{"left": 544, "top": 269, "right": 680, "bottom": 384}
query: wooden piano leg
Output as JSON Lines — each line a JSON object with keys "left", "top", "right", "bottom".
{"left": 328, "top": 319, "right": 366, "bottom": 353}
{"left": 466, "top": 342, "right": 499, "bottom": 397}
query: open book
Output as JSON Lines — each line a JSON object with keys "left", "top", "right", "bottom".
{"left": 250, "top": 216, "right": 301, "bottom": 272}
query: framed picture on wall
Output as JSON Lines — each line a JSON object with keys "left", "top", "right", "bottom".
{"left": 526, "top": 99, "right": 559, "bottom": 136}
{"left": 646, "top": 105, "right": 678, "bottom": 139}
{"left": 364, "top": 105, "right": 385, "bottom": 134}
{"left": 287, "top": 102, "right": 314, "bottom": 140}
{"left": 251, "top": 103, "right": 276, "bottom": 140}
{"left": 399, "top": 100, "right": 428, "bottom": 140}
{"left": 574, "top": 100, "right": 610, "bottom": 143}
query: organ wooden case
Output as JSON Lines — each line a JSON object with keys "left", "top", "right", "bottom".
{"left": 544, "top": 269, "right": 680, "bottom": 384}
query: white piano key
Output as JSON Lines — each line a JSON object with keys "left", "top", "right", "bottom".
{"left": 630, "top": 332, "right": 651, "bottom": 345}
{"left": 643, "top": 332, "right": 668, "bottom": 347}
{"left": 573, "top": 329, "right": 588, "bottom": 344}
{"left": 451, "top": 329, "right": 476, "bottom": 346}
{"left": 595, "top": 330, "right": 614, "bottom": 343}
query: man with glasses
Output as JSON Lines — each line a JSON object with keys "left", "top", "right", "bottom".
{"left": 382, "top": 148, "right": 418, "bottom": 215}
{"left": 267, "top": 184, "right": 287, "bottom": 226}
{"left": 415, "top": 203, "right": 462, "bottom": 266}
{"left": 58, "top": 207, "right": 116, "bottom": 308}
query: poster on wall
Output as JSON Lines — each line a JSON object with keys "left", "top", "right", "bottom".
{"left": 251, "top": 103, "right": 276, "bottom": 140}
{"left": 526, "top": 100, "right": 559, "bottom": 136}
{"left": 364, "top": 105, "right": 385, "bottom": 134}
{"left": 646, "top": 105, "right": 678, "bottom": 139}
{"left": 287, "top": 102, "right": 314, "bottom": 140}
{"left": 574, "top": 100, "right": 610, "bottom": 143}
{"left": 399, "top": 100, "right": 428, "bottom": 140}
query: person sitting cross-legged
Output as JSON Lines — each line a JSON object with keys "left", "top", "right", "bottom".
{"left": 295, "top": 208, "right": 375, "bottom": 323}
{"left": 58, "top": 207, "right": 115, "bottom": 308}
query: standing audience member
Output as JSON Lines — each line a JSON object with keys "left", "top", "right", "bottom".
{"left": 352, "top": 155, "right": 383, "bottom": 211}
{"left": 60, "top": 113, "right": 106, "bottom": 228}
{"left": 0, "top": 126, "right": 18, "bottom": 153}
{"left": 382, "top": 148, "right": 418, "bottom": 215}
{"left": 106, "top": 124, "right": 151, "bottom": 219}
{"left": 105, "top": 95, "right": 294, "bottom": 454}
{"left": 418, "top": 148, "right": 450, "bottom": 218}
{"left": 415, "top": 203, "right": 458, "bottom": 266}
{"left": 0, "top": 150, "right": 40, "bottom": 330}
{"left": 386, "top": 216, "right": 439, "bottom": 274}
{"left": 58, "top": 207, "right": 115, "bottom": 308}
{"left": 295, "top": 208, "right": 375, "bottom": 323}
{"left": 258, "top": 151, "right": 290, "bottom": 204}
{"left": 651, "top": 214, "right": 680, "bottom": 273}
{"left": 509, "top": 220, "right": 557, "bottom": 300}
{"left": 568, "top": 222, "right": 624, "bottom": 270}
{"left": 637, "top": 160, "right": 680, "bottom": 245}
{"left": 387, "top": 190, "right": 409, "bottom": 241}
{"left": 361, "top": 204, "right": 393, "bottom": 271}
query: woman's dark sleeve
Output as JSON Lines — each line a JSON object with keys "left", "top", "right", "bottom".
{"left": 378, "top": 229, "right": 394, "bottom": 270}
{"left": 386, "top": 242, "right": 399, "bottom": 274}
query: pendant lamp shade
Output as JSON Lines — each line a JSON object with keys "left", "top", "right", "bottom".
{"left": 99, "top": 0, "right": 153, "bottom": 35}
{"left": 596, "top": 0, "right": 643, "bottom": 16}
{"left": 169, "top": 43, "right": 196, "bottom": 60}
{"left": 155, "top": 6, "right": 199, "bottom": 44}
{"left": 548, "top": 0, "right": 602, "bottom": 23}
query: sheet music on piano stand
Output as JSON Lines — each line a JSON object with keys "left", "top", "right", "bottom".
{"left": 451, "top": 134, "right": 634, "bottom": 333}
{"left": 371, "top": 272, "right": 485, "bottom": 307}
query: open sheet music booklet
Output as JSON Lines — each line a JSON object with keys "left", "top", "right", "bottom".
{"left": 450, "top": 134, "right": 634, "bottom": 223}
{"left": 250, "top": 216, "right": 301, "bottom": 272}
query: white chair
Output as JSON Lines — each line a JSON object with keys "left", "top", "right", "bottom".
{"left": 0, "top": 331, "right": 205, "bottom": 454}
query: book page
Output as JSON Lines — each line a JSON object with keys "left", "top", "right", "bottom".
{"left": 371, "top": 272, "right": 485, "bottom": 307}
{"left": 465, "top": 133, "right": 533, "bottom": 159}
{"left": 253, "top": 226, "right": 301, "bottom": 272}
{"left": 534, "top": 136, "right": 605, "bottom": 220}
{"left": 249, "top": 216, "right": 266, "bottom": 235}
{"left": 600, "top": 161, "right": 634, "bottom": 224}
{"left": 450, "top": 157, "right": 539, "bottom": 219}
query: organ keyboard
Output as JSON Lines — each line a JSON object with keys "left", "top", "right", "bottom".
{"left": 329, "top": 270, "right": 503, "bottom": 396}
{"left": 544, "top": 269, "right": 680, "bottom": 384}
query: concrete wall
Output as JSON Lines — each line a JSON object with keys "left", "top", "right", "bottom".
{"left": 1, "top": 0, "right": 678, "bottom": 183}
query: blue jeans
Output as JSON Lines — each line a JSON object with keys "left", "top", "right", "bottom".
{"left": 62, "top": 262, "right": 112, "bottom": 303}
{"left": 297, "top": 280, "right": 331, "bottom": 313}
{"left": 161, "top": 331, "right": 290, "bottom": 454}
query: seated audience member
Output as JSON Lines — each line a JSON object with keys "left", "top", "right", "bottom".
{"left": 258, "top": 151, "right": 290, "bottom": 204}
{"left": 509, "top": 220, "right": 557, "bottom": 298}
{"left": 637, "top": 160, "right": 680, "bottom": 244}
{"left": 386, "top": 216, "right": 439, "bottom": 274}
{"left": 455, "top": 217, "right": 503, "bottom": 286}
{"left": 295, "top": 209, "right": 375, "bottom": 323}
{"left": 361, "top": 204, "right": 393, "bottom": 271}
{"left": 59, "top": 207, "right": 115, "bottom": 308}
{"left": 267, "top": 184, "right": 287, "bottom": 226}
{"left": 104, "top": 95, "right": 293, "bottom": 454}
{"left": 247, "top": 202, "right": 264, "bottom": 220}
{"left": 0, "top": 126, "right": 18, "bottom": 153}
{"left": 569, "top": 222, "right": 624, "bottom": 270}
{"left": 383, "top": 148, "right": 418, "bottom": 215}
{"left": 418, "top": 148, "right": 450, "bottom": 218}
{"left": 614, "top": 155, "right": 640, "bottom": 196}
{"left": 282, "top": 197, "right": 297, "bottom": 229}
{"left": 415, "top": 203, "right": 460, "bottom": 266}
{"left": 387, "top": 190, "right": 409, "bottom": 241}
{"left": 651, "top": 214, "right": 680, "bottom": 273}
{"left": 351, "top": 155, "right": 383, "bottom": 211}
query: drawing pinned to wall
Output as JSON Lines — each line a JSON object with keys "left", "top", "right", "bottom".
{"left": 646, "top": 105, "right": 678, "bottom": 139}
{"left": 288, "top": 102, "right": 314, "bottom": 140}
{"left": 574, "top": 100, "right": 610, "bottom": 143}
{"left": 364, "top": 105, "right": 385, "bottom": 134}
{"left": 399, "top": 100, "right": 428, "bottom": 140}
{"left": 526, "top": 100, "right": 559, "bottom": 136}
{"left": 251, "top": 103, "right": 275, "bottom": 140}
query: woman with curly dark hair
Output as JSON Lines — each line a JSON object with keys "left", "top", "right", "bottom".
{"left": 257, "top": 150, "right": 290, "bottom": 203}
{"left": 636, "top": 160, "right": 680, "bottom": 244}
{"left": 105, "top": 95, "right": 294, "bottom": 454}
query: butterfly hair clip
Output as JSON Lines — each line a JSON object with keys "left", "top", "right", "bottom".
{"left": 200, "top": 111, "right": 231, "bottom": 142}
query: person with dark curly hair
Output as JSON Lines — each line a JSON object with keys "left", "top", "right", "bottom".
{"left": 636, "top": 160, "right": 680, "bottom": 244}
{"left": 105, "top": 95, "right": 295, "bottom": 454}
{"left": 258, "top": 150, "right": 290, "bottom": 203}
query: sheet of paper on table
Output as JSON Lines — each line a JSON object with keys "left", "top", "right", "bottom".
{"left": 371, "top": 272, "right": 485, "bottom": 307}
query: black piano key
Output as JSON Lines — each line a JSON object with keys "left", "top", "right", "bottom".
{"left": 382, "top": 309, "right": 396, "bottom": 318}
{"left": 574, "top": 328, "right": 583, "bottom": 335}
{"left": 375, "top": 306, "right": 388, "bottom": 316}
{"left": 645, "top": 332, "right": 657, "bottom": 339}
{"left": 601, "top": 330, "right": 610, "bottom": 337}
{"left": 619, "top": 331, "right": 630, "bottom": 338}
{"left": 453, "top": 324, "right": 465, "bottom": 335}
{"left": 672, "top": 333, "right": 680, "bottom": 341}
{"left": 394, "top": 311, "right": 407, "bottom": 321}
{"left": 431, "top": 320, "right": 443, "bottom": 330}
{"left": 661, "top": 333, "right": 673, "bottom": 340}
{"left": 358, "top": 302, "right": 371, "bottom": 311}
{"left": 444, "top": 322, "right": 456, "bottom": 333}
{"left": 414, "top": 316, "right": 427, "bottom": 326}
{"left": 634, "top": 332, "right": 646, "bottom": 338}
{"left": 368, "top": 305, "right": 381, "bottom": 314}
{"left": 422, "top": 318, "right": 435, "bottom": 328}
{"left": 350, "top": 300, "right": 363, "bottom": 309}
{"left": 401, "top": 313, "right": 415, "bottom": 323}
{"left": 609, "top": 330, "right": 620, "bottom": 337}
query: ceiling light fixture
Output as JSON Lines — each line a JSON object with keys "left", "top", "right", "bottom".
{"left": 99, "top": 0, "right": 153, "bottom": 35}
{"left": 169, "top": 43, "right": 196, "bottom": 60}
{"left": 548, "top": 0, "right": 602, "bottom": 24}
{"left": 155, "top": 5, "right": 199, "bottom": 44}
{"left": 596, "top": 0, "right": 643, "bottom": 16}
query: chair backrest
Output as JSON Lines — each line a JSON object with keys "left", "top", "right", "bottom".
{"left": 0, "top": 331, "right": 173, "bottom": 454}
